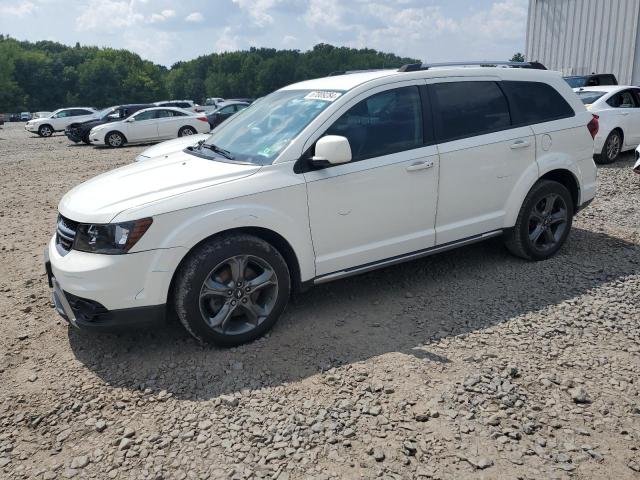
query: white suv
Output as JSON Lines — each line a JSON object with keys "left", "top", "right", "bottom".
{"left": 45, "top": 63, "right": 598, "bottom": 345}
{"left": 25, "top": 108, "right": 97, "bottom": 137}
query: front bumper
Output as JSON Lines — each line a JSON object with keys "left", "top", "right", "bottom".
{"left": 65, "top": 129, "right": 83, "bottom": 142}
{"left": 45, "top": 237, "right": 186, "bottom": 330}
{"left": 25, "top": 124, "right": 38, "bottom": 132}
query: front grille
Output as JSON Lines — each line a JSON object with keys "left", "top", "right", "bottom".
{"left": 56, "top": 214, "right": 78, "bottom": 256}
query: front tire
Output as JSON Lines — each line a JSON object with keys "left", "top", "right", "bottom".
{"left": 505, "top": 180, "right": 574, "bottom": 261}
{"left": 38, "top": 124, "right": 53, "bottom": 137}
{"left": 105, "top": 131, "right": 125, "bottom": 148}
{"left": 178, "top": 126, "right": 197, "bottom": 137}
{"left": 173, "top": 233, "right": 291, "bottom": 346}
{"left": 594, "top": 130, "right": 622, "bottom": 164}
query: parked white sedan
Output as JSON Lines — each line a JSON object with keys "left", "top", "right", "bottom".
{"left": 574, "top": 86, "right": 640, "bottom": 164}
{"left": 25, "top": 107, "right": 97, "bottom": 137}
{"left": 89, "top": 107, "right": 211, "bottom": 148}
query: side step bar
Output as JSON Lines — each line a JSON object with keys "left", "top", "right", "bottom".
{"left": 313, "top": 230, "right": 503, "bottom": 285}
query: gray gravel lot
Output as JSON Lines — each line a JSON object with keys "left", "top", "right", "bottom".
{"left": 0, "top": 122, "right": 639, "bottom": 479}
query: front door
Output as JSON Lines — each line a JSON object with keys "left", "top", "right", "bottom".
{"left": 304, "top": 85, "right": 439, "bottom": 277}
{"left": 128, "top": 110, "right": 159, "bottom": 141}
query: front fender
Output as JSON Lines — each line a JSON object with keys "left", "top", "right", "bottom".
{"left": 128, "top": 184, "right": 315, "bottom": 302}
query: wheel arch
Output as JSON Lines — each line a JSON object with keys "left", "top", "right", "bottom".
{"left": 166, "top": 227, "right": 305, "bottom": 313}
{"left": 38, "top": 123, "right": 54, "bottom": 134}
{"left": 504, "top": 160, "right": 582, "bottom": 228}
{"left": 105, "top": 130, "right": 127, "bottom": 146}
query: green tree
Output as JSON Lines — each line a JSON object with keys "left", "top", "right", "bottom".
{"left": 510, "top": 52, "right": 525, "bottom": 62}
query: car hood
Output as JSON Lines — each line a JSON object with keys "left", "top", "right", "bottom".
{"left": 70, "top": 118, "right": 105, "bottom": 129}
{"left": 135, "top": 134, "right": 210, "bottom": 161}
{"left": 58, "top": 151, "right": 261, "bottom": 223}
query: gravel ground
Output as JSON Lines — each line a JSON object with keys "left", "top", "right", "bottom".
{"left": 0, "top": 122, "right": 639, "bottom": 480}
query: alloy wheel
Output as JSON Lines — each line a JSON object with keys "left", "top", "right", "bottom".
{"left": 527, "top": 193, "right": 568, "bottom": 252}
{"left": 199, "top": 255, "right": 279, "bottom": 335}
{"left": 606, "top": 133, "right": 621, "bottom": 161}
{"left": 108, "top": 133, "right": 122, "bottom": 147}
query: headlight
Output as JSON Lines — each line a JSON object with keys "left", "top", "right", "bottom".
{"left": 74, "top": 218, "right": 153, "bottom": 254}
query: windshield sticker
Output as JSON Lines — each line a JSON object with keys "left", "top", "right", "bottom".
{"left": 304, "top": 91, "right": 342, "bottom": 102}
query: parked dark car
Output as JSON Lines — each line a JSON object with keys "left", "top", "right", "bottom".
{"left": 65, "top": 104, "right": 153, "bottom": 144}
{"left": 9, "top": 113, "right": 20, "bottom": 122}
{"left": 564, "top": 73, "right": 618, "bottom": 88}
{"left": 205, "top": 101, "right": 249, "bottom": 129}
{"left": 0, "top": 113, "right": 4, "bottom": 126}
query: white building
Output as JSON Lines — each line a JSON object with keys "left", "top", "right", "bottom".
{"left": 526, "top": 0, "right": 640, "bottom": 85}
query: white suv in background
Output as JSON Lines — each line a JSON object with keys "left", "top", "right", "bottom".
{"left": 45, "top": 63, "right": 597, "bottom": 346}
{"left": 25, "top": 107, "right": 97, "bottom": 137}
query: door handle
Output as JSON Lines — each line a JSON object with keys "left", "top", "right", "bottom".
{"left": 510, "top": 140, "right": 531, "bottom": 150}
{"left": 406, "top": 160, "right": 434, "bottom": 171}
{"left": 620, "top": 112, "right": 630, "bottom": 116}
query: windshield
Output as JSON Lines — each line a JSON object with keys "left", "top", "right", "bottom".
{"left": 565, "top": 77, "right": 587, "bottom": 88}
{"left": 193, "top": 89, "right": 341, "bottom": 164}
{"left": 576, "top": 91, "right": 606, "bottom": 105}
{"left": 98, "top": 107, "right": 117, "bottom": 119}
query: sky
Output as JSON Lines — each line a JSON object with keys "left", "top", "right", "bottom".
{"left": 0, "top": 0, "right": 529, "bottom": 66}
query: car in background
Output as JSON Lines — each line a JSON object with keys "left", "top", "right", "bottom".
{"left": 66, "top": 104, "right": 153, "bottom": 144}
{"left": 205, "top": 97, "right": 225, "bottom": 108}
{"left": 206, "top": 101, "right": 250, "bottom": 129}
{"left": 564, "top": 73, "right": 617, "bottom": 88}
{"left": 154, "top": 100, "right": 204, "bottom": 113}
{"left": 135, "top": 133, "right": 210, "bottom": 162}
{"left": 226, "top": 98, "right": 255, "bottom": 104}
{"left": 89, "top": 107, "right": 210, "bottom": 148}
{"left": 574, "top": 86, "right": 640, "bottom": 163}
{"left": 9, "top": 113, "right": 20, "bottom": 122}
{"left": 20, "top": 112, "right": 32, "bottom": 121}
{"left": 25, "top": 108, "right": 98, "bottom": 137}
{"left": 0, "top": 113, "right": 4, "bottom": 126}
{"left": 33, "top": 111, "right": 53, "bottom": 119}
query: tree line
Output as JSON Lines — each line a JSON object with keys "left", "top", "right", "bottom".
{"left": 0, "top": 36, "right": 419, "bottom": 112}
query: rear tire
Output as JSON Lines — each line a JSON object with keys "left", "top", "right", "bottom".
{"left": 38, "top": 124, "right": 53, "bottom": 137}
{"left": 178, "top": 126, "right": 197, "bottom": 137}
{"left": 594, "top": 130, "right": 622, "bottom": 164}
{"left": 173, "top": 233, "right": 291, "bottom": 346}
{"left": 105, "top": 131, "right": 125, "bottom": 148}
{"left": 505, "top": 180, "right": 574, "bottom": 261}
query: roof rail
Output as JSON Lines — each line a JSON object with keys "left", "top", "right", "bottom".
{"left": 328, "top": 68, "right": 389, "bottom": 76}
{"left": 397, "top": 61, "right": 547, "bottom": 72}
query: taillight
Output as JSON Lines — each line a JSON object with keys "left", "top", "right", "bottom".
{"left": 197, "top": 116, "right": 208, "bottom": 122}
{"left": 587, "top": 114, "right": 599, "bottom": 139}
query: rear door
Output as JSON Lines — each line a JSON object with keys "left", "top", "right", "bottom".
{"left": 429, "top": 79, "right": 536, "bottom": 244}
{"left": 156, "top": 109, "right": 188, "bottom": 138}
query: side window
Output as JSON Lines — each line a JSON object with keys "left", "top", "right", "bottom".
{"left": 430, "top": 81, "right": 510, "bottom": 142}
{"left": 219, "top": 106, "right": 235, "bottom": 114}
{"left": 607, "top": 91, "right": 638, "bottom": 108}
{"left": 56, "top": 110, "right": 70, "bottom": 118}
{"left": 324, "top": 86, "right": 423, "bottom": 161}
{"left": 502, "top": 81, "right": 575, "bottom": 126}
{"left": 176, "top": 102, "right": 191, "bottom": 109}
{"left": 155, "top": 109, "right": 175, "bottom": 118}
{"left": 133, "top": 110, "right": 157, "bottom": 121}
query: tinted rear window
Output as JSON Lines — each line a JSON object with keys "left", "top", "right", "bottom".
{"left": 502, "top": 81, "right": 574, "bottom": 125}
{"left": 430, "top": 81, "right": 510, "bottom": 142}
{"left": 576, "top": 91, "right": 606, "bottom": 105}
{"left": 564, "top": 77, "right": 587, "bottom": 88}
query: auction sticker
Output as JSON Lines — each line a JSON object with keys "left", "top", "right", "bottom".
{"left": 304, "top": 91, "right": 342, "bottom": 102}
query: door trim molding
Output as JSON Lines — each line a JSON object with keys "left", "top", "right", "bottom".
{"left": 313, "top": 229, "right": 503, "bottom": 284}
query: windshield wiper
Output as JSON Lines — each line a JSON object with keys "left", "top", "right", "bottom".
{"left": 196, "top": 141, "right": 235, "bottom": 160}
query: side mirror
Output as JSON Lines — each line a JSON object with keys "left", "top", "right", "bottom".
{"left": 312, "top": 135, "right": 352, "bottom": 166}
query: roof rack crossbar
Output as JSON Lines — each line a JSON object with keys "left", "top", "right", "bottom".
{"left": 398, "top": 61, "right": 546, "bottom": 72}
